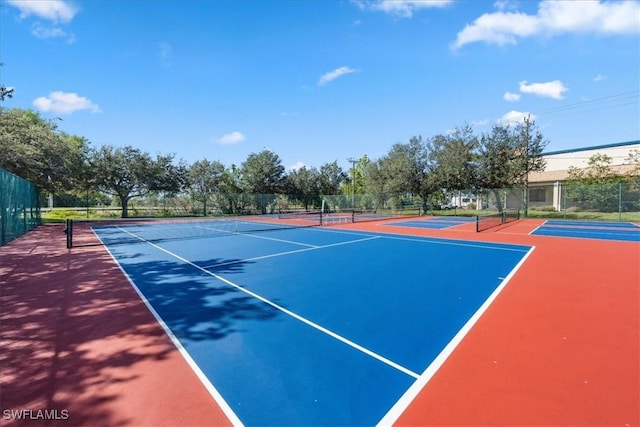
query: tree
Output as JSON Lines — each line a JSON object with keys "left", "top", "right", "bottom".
{"left": 382, "top": 137, "right": 427, "bottom": 195}
{"left": 218, "top": 164, "right": 245, "bottom": 214}
{"left": 0, "top": 108, "right": 88, "bottom": 192}
{"left": 476, "top": 119, "right": 547, "bottom": 214}
{"left": 566, "top": 153, "right": 621, "bottom": 185}
{"left": 318, "top": 161, "right": 347, "bottom": 195}
{"left": 340, "top": 155, "right": 370, "bottom": 208}
{"left": 477, "top": 124, "right": 518, "bottom": 212}
{"left": 624, "top": 149, "right": 640, "bottom": 179}
{"left": 90, "top": 145, "right": 182, "bottom": 218}
{"left": 0, "top": 86, "right": 13, "bottom": 102}
{"left": 565, "top": 153, "right": 626, "bottom": 212}
{"left": 368, "top": 136, "right": 435, "bottom": 210}
{"left": 429, "top": 125, "right": 478, "bottom": 194}
{"left": 0, "top": 63, "right": 14, "bottom": 102}
{"left": 240, "top": 150, "right": 285, "bottom": 214}
{"left": 511, "top": 116, "right": 548, "bottom": 216}
{"left": 188, "top": 159, "right": 225, "bottom": 216}
{"left": 284, "top": 166, "right": 321, "bottom": 210}
{"left": 363, "top": 159, "right": 389, "bottom": 209}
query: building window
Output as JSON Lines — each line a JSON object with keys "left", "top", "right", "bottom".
{"left": 530, "top": 188, "right": 546, "bottom": 202}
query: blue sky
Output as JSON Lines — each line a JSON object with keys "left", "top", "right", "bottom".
{"left": 2, "top": 0, "right": 639, "bottom": 171}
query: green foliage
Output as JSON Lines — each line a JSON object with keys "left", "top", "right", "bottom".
{"left": 477, "top": 118, "right": 547, "bottom": 189}
{"left": 0, "top": 109, "right": 89, "bottom": 192}
{"left": 564, "top": 154, "right": 640, "bottom": 213}
{"left": 566, "top": 153, "right": 619, "bottom": 185}
{"left": 284, "top": 166, "right": 322, "bottom": 210}
{"left": 188, "top": 159, "right": 225, "bottom": 215}
{"left": 239, "top": 150, "right": 285, "bottom": 214}
{"left": 0, "top": 86, "right": 14, "bottom": 101}
{"left": 319, "top": 161, "right": 348, "bottom": 195}
{"left": 429, "top": 124, "right": 477, "bottom": 191}
{"left": 89, "top": 145, "right": 183, "bottom": 218}
{"left": 241, "top": 150, "right": 285, "bottom": 193}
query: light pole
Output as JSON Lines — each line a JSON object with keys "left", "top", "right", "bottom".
{"left": 347, "top": 157, "right": 357, "bottom": 209}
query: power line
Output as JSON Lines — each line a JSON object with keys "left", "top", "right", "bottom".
{"left": 542, "top": 90, "right": 639, "bottom": 115}
{"left": 498, "top": 90, "right": 639, "bottom": 124}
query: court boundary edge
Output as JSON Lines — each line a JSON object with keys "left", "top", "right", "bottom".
{"left": 92, "top": 228, "right": 245, "bottom": 427}
{"left": 376, "top": 246, "right": 536, "bottom": 426}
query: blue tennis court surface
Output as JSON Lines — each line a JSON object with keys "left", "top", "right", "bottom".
{"left": 532, "top": 220, "right": 640, "bottom": 242}
{"left": 388, "top": 216, "right": 475, "bottom": 230}
{"left": 95, "top": 221, "right": 532, "bottom": 425}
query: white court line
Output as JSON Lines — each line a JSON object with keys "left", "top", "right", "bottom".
{"left": 379, "top": 234, "right": 530, "bottom": 253}
{"left": 297, "top": 225, "right": 531, "bottom": 253}
{"left": 202, "top": 236, "right": 381, "bottom": 269}
{"left": 376, "top": 246, "right": 536, "bottom": 427}
{"left": 197, "top": 224, "right": 320, "bottom": 248}
{"left": 528, "top": 219, "right": 548, "bottom": 236}
{"left": 92, "top": 229, "right": 245, "bottom": 427}
{"left": 116, "top": 227, "right": 420, "bottom": 381}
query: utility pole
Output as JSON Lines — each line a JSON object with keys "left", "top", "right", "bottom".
{"left": 347, "top": 157, "right": 357, "bottom": 209}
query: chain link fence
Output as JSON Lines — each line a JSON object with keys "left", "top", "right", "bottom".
{"left": 44, "top": 180, "right": 640, "bottom": 223}
{"left": 431, "top": 182, "right": 639, "bottom": 222}
{"left": 1, "top": 168, "right": 41, "bottom": 246}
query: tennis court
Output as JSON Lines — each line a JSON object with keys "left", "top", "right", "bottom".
{"left": 532, "top": 219, "right": 640, "bottom": 242}
{"left": 91, "top": 219, "right": 531, "bottom": 425}
{"left": 1, "top": 214, "right": 637, "bottom": 426}
{"left": 387, "top": 216, "right": 476, "bottom": 230}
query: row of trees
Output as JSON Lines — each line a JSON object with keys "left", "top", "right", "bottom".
{"left": 1, "top": 107, "right": 554, "bottom": 217}
{"left": 564, "top": 151, "right": 640, "bottom": 213}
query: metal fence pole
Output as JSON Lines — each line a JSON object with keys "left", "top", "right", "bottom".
{"left": 618, "top": 182, "right": 622, "bottom": 222}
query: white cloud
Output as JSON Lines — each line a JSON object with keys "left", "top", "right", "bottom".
{"left": 453, "top": 0, "right": 640, "bottom": 49}
{"left": 519, "top": 80, "right": 568, "bottom": 99}
{"left": 318, "top": 66, "right": 357, "bottom": 86}
{"left": 289, "top": 161, "right": 306, "bottom": 171}
{"left": 217, "top": 131, "right": 245, "bottom": 145}
{"left": 33, "top": 91, "right": 100, "bottom": 114}
{"left": 493, "top": 0, "right": 518, "bottom": 12}
{"left": 593, "top": 74, "right": 606, "bottom": 82}
{"left": 498, "top": 110, "right": 537, "bottom": 125}
{"left": 7, "top": 0, "right": 78, "bottom": 23}
{"left": 31, "top": 23, "right": 75, "bottom": 43}
{"left": 504, "top": 91, "right": 521, "bottom": 101}
{"left": 471, "top": 119, "right": 490, "bottom": 127}
{"left": 353, "top": 0, "right": 452, "bottom": 18}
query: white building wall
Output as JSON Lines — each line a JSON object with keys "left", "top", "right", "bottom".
{"left": 544, "top": 143, "right": 640, "bottom": 171}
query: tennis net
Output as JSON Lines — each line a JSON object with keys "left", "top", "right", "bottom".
{"left": 321, "top": 208, "right": 420, "bottom": 225}
{"left": 65, "top": 214, "right": 321, "bottom": 248}
{"left": 476, "top": 209, "right": 520, "bottom": 232}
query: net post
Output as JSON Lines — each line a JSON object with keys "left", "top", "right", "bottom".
{"left": 475, "top": 215, "right": 479, "bottom": 232}
{"left": 65, "top": 218, "right": 73, "bottom": 249}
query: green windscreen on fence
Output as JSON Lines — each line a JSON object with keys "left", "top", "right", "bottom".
{"left": 1, "top": 168, "right": 41, "bottom": 246}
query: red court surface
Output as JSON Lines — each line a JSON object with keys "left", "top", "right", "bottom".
{"left": 1, "top": 219, "right": 638, "bottom": 426}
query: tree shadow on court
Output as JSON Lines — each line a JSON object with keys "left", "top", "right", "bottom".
{"left": 0, "top": 225, "right": 276, "bottom": 426}
{"left": 119, "top": 255, "right": 281, "bottom": 342}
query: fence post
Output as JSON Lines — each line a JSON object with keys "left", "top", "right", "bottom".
{"left": 0, "top": 174, "right": 4, "bottom": 246}
{"left": 563, "top": 184, "right": 567, "bottom": 220}
{"left": 618, "top": 182, "right": 622, "bottom": 222}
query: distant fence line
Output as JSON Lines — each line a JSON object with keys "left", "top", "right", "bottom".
{"left": 44, "top": 180, "right": 639, "bottom": 223}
